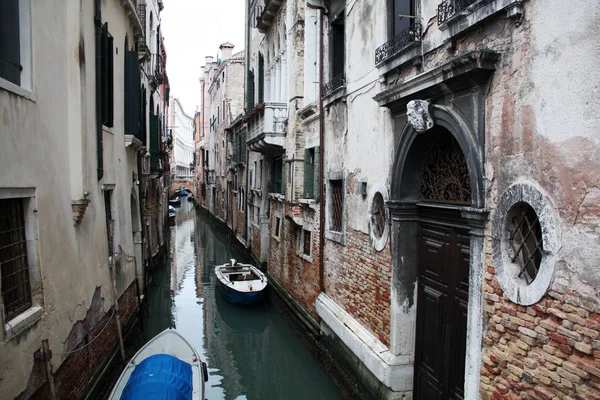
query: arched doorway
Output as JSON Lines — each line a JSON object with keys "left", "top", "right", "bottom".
{"left": 389, "top": 105, "right": 487, "bottom": 399}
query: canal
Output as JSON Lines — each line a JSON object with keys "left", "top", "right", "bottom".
{"left": 142, "top": 199, "right": 344, "bottom": 400}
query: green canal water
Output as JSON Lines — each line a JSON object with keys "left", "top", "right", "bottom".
{"left": 143, "top": 199, "right": 343, "bottom": 400}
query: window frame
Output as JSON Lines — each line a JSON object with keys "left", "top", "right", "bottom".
{"left": 0, "top": 188, "right": 42, "bottom": 341}
{"left": 326, "top": 172, "right": 345, "bottom": 244}
{"left": 272, "top": 215, "right": 281, "bottom": 241}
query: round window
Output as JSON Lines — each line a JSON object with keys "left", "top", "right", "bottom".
{"left": 368, "top": 183, "right": 389, "bottom": 252}
{"left": 492, "top": 183, "right": 559, "bottom": 305}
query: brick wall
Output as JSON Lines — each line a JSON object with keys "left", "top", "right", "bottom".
{"left": 251, "top": 224, "right": 261, "bottom": 260}
{"left": 268, "top": 201, "right": 322, "bottom": 320}
{"left": 30, "top": 282, "right": 139, "bottom": 399}
{"left": 324, "top": 228, "right": 392, "bottom": 346}
{"left": 481, "top": 238, "right": 600, "bottom": 400}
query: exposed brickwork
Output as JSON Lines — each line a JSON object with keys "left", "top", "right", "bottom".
{"left": 29, "top": 283, "right": 139, "bottom": 400}
{"left": 268, "top": 200, "right": 322, "bottom": 320}
{"left": 481, "top": 238, "right": 600, "bottom": 400}
{"left": 251, "top": 223, "right": 261, "bottom": 259}
{"left": 324, "top": 228, "right": 392, "bottom": 347}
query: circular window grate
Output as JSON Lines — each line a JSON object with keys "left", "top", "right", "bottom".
{"left": 371, "top": 192, "right": 386, "bottom": 239}
{"left": 508, "top": 203, "right": 543, "bottom": 285}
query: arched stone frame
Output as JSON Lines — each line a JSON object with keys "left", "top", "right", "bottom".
{"left": 492, "top": 182, "right": 559, "bottom": 305}
{"left": 388, "top": 104, "right": 488, "bottom": 398}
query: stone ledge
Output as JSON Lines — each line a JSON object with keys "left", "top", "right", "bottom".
{"left": 4, "top": 306, "right": 43, "bottom": 341}
{"left": 316, "top": 293, "right": 413, "bottom": 392}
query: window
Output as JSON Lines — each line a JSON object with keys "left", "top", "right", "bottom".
{"left": 371, "top": 192, "right": 386, "bottom": 238}
{"left": 247, "top": 69, "right": 255, "bottom": 110}
{"left": 492, "top": 183, "right": 559, "bottom": 306}
{"left": 273, "top": 216, "right": 281, "bottom": 240}
{"left": 101, "top": 23, "right": 114, "bottom": 127}
{"left": 508, "top": 203, "right": 542, "bottom": 284}
{"left": 368, "top": 184, "right": 390, "bottom": 252}
{"left": 0, "top": 198, "right": 32, "bottom": 320}
{"left": 330, "top": 179, "right": 343, "bottom": 232}
{"left": 258, "top": 160, "right": 263, "bottom": 189}
{"left": 303, "top": 229, "right": 312, "bottom": 256}
{"left": 0, "top": 0, "right": 21, "bottom": 86}
{"left": 222, "top": 100, "right": 226, "bottom": 120}
{"left": 270, "top": 158, "right": 283, "bottom": 194}
{"left": 0, "top": 189, "right": 42, "bottom": 338}
{"left": 303, "top": 147, "right": 319, "bottom": 200}
{"left": 330, "top": 14, "right": 345, "bottom": 79}
{"left": 393, "top": 0, "right": 414, "bottom": 36}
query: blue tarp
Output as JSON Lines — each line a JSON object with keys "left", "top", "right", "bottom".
{"left": 121, "top": 354, "right": 193, "bottom": 400}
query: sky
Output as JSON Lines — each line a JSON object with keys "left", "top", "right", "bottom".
{"left": 161, "top": 0, "right": 246, "bottom": 116}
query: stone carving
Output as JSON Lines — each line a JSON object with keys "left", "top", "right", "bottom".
{"left": 407, "top": 100, "right": 434, "bottom": 132}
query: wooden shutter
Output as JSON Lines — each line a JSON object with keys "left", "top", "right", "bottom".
{"left": 101, "top": 23, "right": 110, "bottom": 125}
{"left": 313, "top": 146, "right": 320, "bottom": 201}
{"left": 0, "top": 0, "right": 21, "bottom": 85}
{"left": 246, "top": 69, "right": 255, "bottom": 111}
{"left": 258, "top": 54, "right": 264, "bottom": 104}
{"left": 107, "top": 35, "right": 114, "bottom": 126}
{"left": 304, "top": 148, "right": 314, "bottom": 198}
{"left": 124, "top": 51, "right": 141, "bottom": 138}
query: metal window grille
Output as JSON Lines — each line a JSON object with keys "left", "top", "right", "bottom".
{"left": 303, "top": 230, "right": 311, "bottom": 256}
{"left": 330, "top": 180, "right": 343, "bottom": 232}
{"left": 509, "top": 204, "right": 543, "bottom": 284}
{"left": 437, "top": 0, "right": 480, "bottom": 25}
{"left": 371, "top": 192, "right": 386, "bottom": 238}
{"left": 0, "top": 198, "right": 32, "bottom": 320}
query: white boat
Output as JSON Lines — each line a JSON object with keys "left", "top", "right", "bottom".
{"left": 108, "top": 328, "right": 207, "bottom": 400}
{"left": 215, "top": 259, "right": 268, "bottom": 305}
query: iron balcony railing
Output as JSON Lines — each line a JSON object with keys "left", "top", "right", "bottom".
{"left": 250, "top": 0, "right": 266, "bottom": 28}
{"left": 375, "top": 23, "right": 422, "bottom": 65}
{"left": 322, "top": 73, "right": 346, "bottom": 98}
{"left": 438, "top": 0, "right": 480, "bottom": 24}
{"left": 137, "top": 3, "right": 146, "bottom": 50}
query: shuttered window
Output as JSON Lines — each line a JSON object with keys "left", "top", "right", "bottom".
{"left": 0, "top": 0, "right": 21, "bottom": 86}
{"left": 304, "top": 147, "right": 320, "bottom": 201}
{"left": 124, "top": 51, "right": 142, "bottom": 141}
{"left": 270, "top": 158, "right": 283, "bottom": 194}
{"left": 101, "top": 23, "right": 114, "bottom": 127}
{"left": 258, "top": 54, "right": 264, "bottom": 104}
{"left": 247, "top": 69, "right": 255, "bottom": 111}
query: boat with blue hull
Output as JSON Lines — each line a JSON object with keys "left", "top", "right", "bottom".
{"left": 215, "top": 259, "right": 268, "bottom": 305}
{"left": 108, "top": 329, "right": 208, "bottom": 400}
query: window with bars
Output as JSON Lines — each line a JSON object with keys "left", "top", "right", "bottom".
{"left": 330, "top": 179, "right": 343, "bottom": 232}
{"left": 0, "top": 198, "right": 32, "bottom": 321}
{"left": 508, "top": 203, "right": 543, "bottom": 284}
{"left": 273, "top": 216, "right": 281, "bottom": 239}
{"left": 303, "top": 230, "right": 312, "bottom": 256}
{"left": 304, "top": 147, "right": 320, "bottom": 200}
{"left": 371, "top": 192, "right": 386, "bottom": 239}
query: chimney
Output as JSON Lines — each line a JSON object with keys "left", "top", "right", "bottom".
{"left": 219, "top": 42, "right": 234, "bottom": 62}
{"left": 205, "top": 56, "right": 214, "bottom": 66}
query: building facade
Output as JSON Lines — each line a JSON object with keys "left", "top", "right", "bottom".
{"left": 0, "top": 0, "right": 170, "bottom": 397}
{"left": 232, "top": 0, "right": 600, "bottom": 399}
{"left": 170, "top": 97, "right": 195, "bottom": 182}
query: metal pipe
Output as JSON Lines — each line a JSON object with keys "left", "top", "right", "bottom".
{"left": 94, "top": 0, "right": 104, "bottom": 181}
{"left": 318, "top": 8, "right": 325, "bottom": 293}
{"left": 108, "top": 220, "right": 126, "bottom": 361}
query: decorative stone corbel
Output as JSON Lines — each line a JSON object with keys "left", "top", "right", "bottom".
{"left": 406, "top": 100, "right": 434, "bottom": 133}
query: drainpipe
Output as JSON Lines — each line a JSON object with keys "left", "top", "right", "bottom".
{"left": 317, "top": 5, "right": 327, "bottom": 293}
{"left": 108, "top": 220, "right": 126, "bottom": 361}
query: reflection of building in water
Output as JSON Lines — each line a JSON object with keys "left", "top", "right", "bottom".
{"left": 171, "top": 206, "right": 196, "bottom": 295}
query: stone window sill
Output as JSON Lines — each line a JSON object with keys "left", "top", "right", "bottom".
{"left": 326, "top": 230, "right": 345, "bottom": 245}
{"left": 0, "top": 78, "right": 36, "bottom": 102}
{"left": 4, "top": 306, "right": 43, "bottom": 341}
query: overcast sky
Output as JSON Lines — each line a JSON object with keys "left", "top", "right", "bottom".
{"left": 161, "top": 0, "right": 246, "bottom": 116}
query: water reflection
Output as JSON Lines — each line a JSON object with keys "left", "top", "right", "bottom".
{"left": 143, "top": 198, "right": 342, "bottom": 400}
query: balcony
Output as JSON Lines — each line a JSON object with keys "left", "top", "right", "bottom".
{"left": 246, "top": 102, "right": 287, "bottom": 155}
{"left": 322, "top": 73, "right": 346, "bottom": 98}
{"left": 252, "top": 0, "right": 284, "bottom": 34}
{"left": 149, "top": 53, "right": 166, "bottom": 90}
{"left": 437, "top": 0, "right": 480, "bottom": 24}
{"left": 375, "top": 23, "right": 422, "bottom": 66}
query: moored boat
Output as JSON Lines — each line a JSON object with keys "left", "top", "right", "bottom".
{"left": 168, "top": 205, "right": 176, "bottom": 219}
{"left": 169, "top": 196, "right": 181, "bottom": 207}
{"left": 215, "top": 259, "right": 268, "bottom": 305}
{"left": 108, "top": 328, "right": 207, "bottom": 400}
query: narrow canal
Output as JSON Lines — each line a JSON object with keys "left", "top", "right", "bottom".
{"left": 142, "top": 199, "right": 343, "bottom": 400}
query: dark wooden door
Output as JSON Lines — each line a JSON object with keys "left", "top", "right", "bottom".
{"left": 414, "top": 212, "right": 470, "bottom": 400}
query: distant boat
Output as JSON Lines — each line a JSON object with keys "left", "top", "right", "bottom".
{"left": 169, "top": 196, "right": 181, "bottom": 207}
{"left": 108, "top": 328, "right": 208, "bottom": 400}
{"left": 168, "top": 205, "right": 176, "bottom": 219}
{"left": 215, "top": 259, "right": 268, "bottom": 305}
{"left": 187, "top": 194, "right": 195, "bottom": 202}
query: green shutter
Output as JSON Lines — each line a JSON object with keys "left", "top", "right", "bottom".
{"left": 0, "top": 0, "right": 21, "bottom": 85}
{"left": 314, "top": 146, "right": 320, "bottom": 202}
{"left": 246, "top": 69, "right": 255, "bottom": 111}
{"left": 124, "top": 51, "right": 141, "bottom": 139}
{"left": 304, "top": 149, "right": 314, "bottom": 198}
{"left": 258, "top": 54, "right": 264, "bottom": 104}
